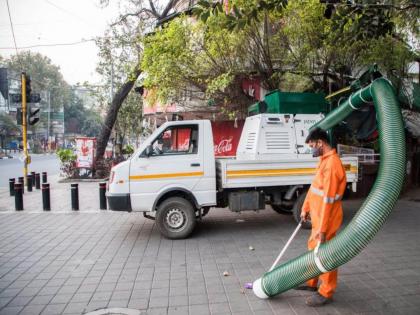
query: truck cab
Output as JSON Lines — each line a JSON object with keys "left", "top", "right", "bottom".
{"left": 107, "top": 120, "right": 217, "bottom": 238}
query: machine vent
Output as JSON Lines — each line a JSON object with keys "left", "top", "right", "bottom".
{"left": 266, "top": 117, "right": 282, "bottom": 124}
{"left": 246, "top": 132, "right": 256, "bottom": 150}
{"left": 265, "top": 131, "right": 290, "bottom": 149}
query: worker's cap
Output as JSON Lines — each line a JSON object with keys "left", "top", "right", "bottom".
{"left": 305, "top": 128, "right": 329, "bottom": 144}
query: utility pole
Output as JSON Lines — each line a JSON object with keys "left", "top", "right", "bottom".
{"left": 47, "top": 91, "right": 51, "bottom": 152}
{"left": 21, "top": 72, "right": 29, "bottom": 183}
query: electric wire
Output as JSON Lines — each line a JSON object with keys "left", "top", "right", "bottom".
{"left": 0, "top": 39, "right": 96, "bottom": 50}
{"left": 5, "top": 0, "right": 23, "bottom": 70}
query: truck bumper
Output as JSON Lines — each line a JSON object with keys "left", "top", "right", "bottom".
{"left": 106, "top": 193, "right": 132, "bottom": 211}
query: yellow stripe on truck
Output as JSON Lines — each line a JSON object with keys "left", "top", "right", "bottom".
{"left": 129, "top": 171, "right": 204, "bottom": 181}
{"left": 227, "top": 165, "right": 357, "bottom": 179}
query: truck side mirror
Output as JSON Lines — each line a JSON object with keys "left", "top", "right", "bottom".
{"left": 145, "top": 144, "right": 153, "bottom": 157}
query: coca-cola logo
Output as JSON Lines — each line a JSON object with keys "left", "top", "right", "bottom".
{"left": 214, "top": 138, "right": 233, "bottom": 155}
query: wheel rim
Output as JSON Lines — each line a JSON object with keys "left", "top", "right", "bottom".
{"left": 165, "top": 208, "right": 187, "bottom": 230}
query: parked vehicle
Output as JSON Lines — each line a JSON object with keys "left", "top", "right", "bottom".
{"left": 107, "top": 114, "right": 358, "bottom": 239}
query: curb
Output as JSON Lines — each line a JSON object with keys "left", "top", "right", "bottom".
{"left": 0, "top": 156, "right": 13, "bottom": 160}
{"left": 58, "top": 178, "right": 109, "bottom": 183}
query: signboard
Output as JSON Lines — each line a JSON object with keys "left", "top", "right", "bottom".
{"left": 211, "top": 120, "right": 244, "bottom": 157}
{"left": 75, "top": 137, "right": 96, "bottom": 168}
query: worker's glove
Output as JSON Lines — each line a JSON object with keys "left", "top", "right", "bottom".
{"left": 300, "top": 210, "right": 310, "bottom": 222}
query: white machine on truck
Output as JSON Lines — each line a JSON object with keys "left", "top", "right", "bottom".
{"left": 107, "top": 113, "right": 358, "bottom": 239}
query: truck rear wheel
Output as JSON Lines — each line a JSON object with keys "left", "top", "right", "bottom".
{"left": 156, "top": 197, "right": 196, "bottom": 239}
{"left": 292, "top": 190, "right": 312, "bottom": 229}
{"left": 271, "top": 204, "right": 293, "bottom": 215}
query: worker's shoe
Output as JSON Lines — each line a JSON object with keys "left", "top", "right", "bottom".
{"left": 305, "top": 292, "right": 332, "bottom": 307}
{"left": 294, "top": 285, "right": 317, "bottom": 292}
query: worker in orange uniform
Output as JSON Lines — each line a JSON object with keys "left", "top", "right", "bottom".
{"left": 295, "top": 128, "right": 347, "bottom": 307}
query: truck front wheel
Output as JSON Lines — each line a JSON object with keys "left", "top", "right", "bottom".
{"left": 292, "top": 190, "right": 312, "bottom": 230}
{"left": 156, "top": 197, "right": 196, "bottom": 239}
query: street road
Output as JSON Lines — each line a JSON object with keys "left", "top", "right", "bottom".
{"left": 0, "top": 154, "right": 60, "bottom": 187}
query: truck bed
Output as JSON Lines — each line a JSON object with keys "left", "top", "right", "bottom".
{"left": 215, "top": 156, "right": 358, "bottom": 189}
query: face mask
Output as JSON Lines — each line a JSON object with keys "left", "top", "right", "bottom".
{"left": 311, "top": 144, "right": 322, "bottom": 157}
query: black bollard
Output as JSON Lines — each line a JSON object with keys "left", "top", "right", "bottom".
{"left": 99, "top": 182, "right": 107, "bottom": 210}
{"left": 14, "top": 183, "right": 23, "bottom": 211}
{"left": 9, "top": 178, "right": 15, "bottom": 196}
{"left": 18, "top": 177, "right": 24, "bottom": 194}
{"left": 42, "top": 183, "right": 51, "bottom": 211}
{"left": 31, "top": 171, "right": 36, "bottom": 180}
{"left": 27, "top": 175, "right": 33, "bottom": 192}
{"left": 35, "top": 173, "right": 41, "bottom": 189}
{"left": 71, "top": 184, "right": 79, "bottom": 211}
{"left": 42, "top": 172, "right": 47, "bottom": 183}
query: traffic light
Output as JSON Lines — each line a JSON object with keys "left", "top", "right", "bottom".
{"left": 0, "top": 68, "right": 8, "bottom": 100}
{"left": 28, "top": 105, "right": 40, "bottom": 125}
{"left": 25, "top": 75, "right": 32, "bottom": 100}
{"left": 29, "top": 93, "right": 41, "bottom": 103}
{"left": 10, "top": 93, "right": 22, "bottom": 103}
{"left": 16, "top": 108, "right": 22, "bottom": 125}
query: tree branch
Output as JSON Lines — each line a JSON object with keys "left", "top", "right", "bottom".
{"left": 111, "top": 8, "right": 159, "bottom": 26}
{"left": 148, "top": 0, "right": 159, "bottom": 17}
{"left": 161, "top": 0, "right": 181, "bottom": 18}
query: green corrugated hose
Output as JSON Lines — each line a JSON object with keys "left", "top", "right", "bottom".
{"left": 253, "top": 78, "right": 406, "bottom": 298}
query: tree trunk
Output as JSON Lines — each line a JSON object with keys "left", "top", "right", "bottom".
{"left": 95, "top": 67, "right": 141, "bottom": 167}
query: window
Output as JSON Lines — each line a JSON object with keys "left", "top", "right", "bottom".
{"left": 149, "top": 124, "right": 198, "bottom": 156}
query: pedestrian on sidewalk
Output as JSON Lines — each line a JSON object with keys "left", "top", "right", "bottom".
{"left": 295, "top": 128, "right": 347, "bottom": 307}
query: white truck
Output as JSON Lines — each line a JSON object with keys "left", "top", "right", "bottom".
{"left": 107, "top": 114, "right": 358, "bottom": 239}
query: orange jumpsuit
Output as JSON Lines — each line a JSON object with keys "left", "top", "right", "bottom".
{"left": 302, "top": 149, "right": 347, "bottom": 298}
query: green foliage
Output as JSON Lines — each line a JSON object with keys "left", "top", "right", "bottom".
{"left": 279, "top": 73, "right": 313, "bottom": 92}
{"left": 122, "top": 144, "right": 134, "bottom": 155}
{"left": 64, "top": 90, "right": 103, "bottom": 137}
{"left": 194, "top": 0, "right": 288, "bottom": 30}
{"left": 56, "top": 148, "right": 76, "bottom": 163}
{"left": 192, "top": 0, "right": 417, "bottom": 95}
{"left": 56, "top": 148, "right": 78, "bottom": 178}
{"left": 142, "top": 14, "right": 248, "bottom": 112}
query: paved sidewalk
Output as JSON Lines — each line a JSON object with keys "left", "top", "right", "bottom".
{"left": 0, "top": 182, "right": 420, "bottom": 315}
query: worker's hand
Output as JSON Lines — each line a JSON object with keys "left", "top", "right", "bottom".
{"left": 316, "top": 232, "right": 326, "bottom": 244}
{"left": 300, "top": 210, "right": 310, "bottom": 222}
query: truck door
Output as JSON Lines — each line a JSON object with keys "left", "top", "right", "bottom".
{"left": 129, "top": 123, "right": 203, "bottom": 211}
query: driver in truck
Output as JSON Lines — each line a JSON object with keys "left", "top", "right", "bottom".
{"left": 296, "top": 128, "right": 347, "bottom": 307}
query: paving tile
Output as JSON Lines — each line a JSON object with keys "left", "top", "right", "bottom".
{"left": 188, "top": 304, "right": 210, "bottom": 315}
{"left": 0, "top": 298, "right": 13, "bottom": 310}
{"left": 167, "top": 306, "right": 188, "bottom": 315}
{"left": 107, "top": 299, "right": 129, "bottom": 308}
{"left": 128, "top": 298, "right": 149, "bottom": 309}
{"left": 169, "top": 295, "right": 188, "bottom": 307}
{"left": 149, "top": 296, "right": 169, "bottom": 308}
{"left": 6, "top": 295, "right": 33, "bottom": 307}
{"left": 19, "top": 304, "right": 46, "bottom": 315}
{"left": 49, "top": 294, "right": 73, "bottom": 305}
{"left": 40, "top": 303, "right": 66, "bottom": 315}
{"left": 29, "top": 295, "right": 54, "bottom": 305}
{"left": 209, "top": 302, "right": 231, "bottom": 314}
{"left": 0, "top": 306, "right": 24, "bottom": 315}
{"left": 37, "top": 286, "right": 60, "bottom": 296}
{"left": 62, "top": 302, "right": 87, "bottom": 314}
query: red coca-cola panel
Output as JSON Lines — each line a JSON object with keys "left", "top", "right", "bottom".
{"left": 211, "top": 120, "right": 244, "bottom": 157}
{"left": 169, "top": 128, "right": 191, "bottom": 151}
